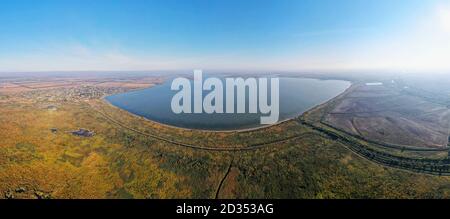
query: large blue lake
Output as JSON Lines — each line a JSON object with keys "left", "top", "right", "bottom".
{"left": 106, "top": 77, "right": 350, "bottom": 130}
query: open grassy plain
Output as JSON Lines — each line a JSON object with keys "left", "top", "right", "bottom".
{"left": 0, "top": 75, "right": 450, "bottom": 199}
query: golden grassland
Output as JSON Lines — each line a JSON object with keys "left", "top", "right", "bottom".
{"left": 0, "top": 84, "right": 449, "bottom": 199}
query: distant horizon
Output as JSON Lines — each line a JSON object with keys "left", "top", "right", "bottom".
{"left": 2, "top": 69, "right": 450, "bottom": 79}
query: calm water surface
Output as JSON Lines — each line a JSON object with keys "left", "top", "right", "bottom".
{"left": 106, "top": 77, "right": 350, "bottom": 130}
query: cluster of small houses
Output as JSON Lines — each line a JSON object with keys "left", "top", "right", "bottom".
{"left": 50, "top": 128, "right": 95, "bottom": 137}
{"left": 70, "top": 128, "right": 95, "bottom": 137}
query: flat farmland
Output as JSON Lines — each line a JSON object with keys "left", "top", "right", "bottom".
{"left": 1, "top": 75, "right": 450, "bottom": 199}
{"left": 0, "top": 77, "right": 164, "bottom": 94}
{"left": 324, "top": 83, "right": 450, "bottom": 148}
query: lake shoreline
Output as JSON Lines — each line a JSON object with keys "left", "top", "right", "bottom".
{"left": 102, "top": 76, "right": 352, "bottom": 133}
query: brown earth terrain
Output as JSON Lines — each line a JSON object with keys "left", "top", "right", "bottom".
{"left": 323, "top": 83, "right": 450, "bottom": 148}
{"left": 0, "top": 74, "right": 449, "bottom": 199}
{"left": 0, "top": 77, "right": 163, "bottom": 94}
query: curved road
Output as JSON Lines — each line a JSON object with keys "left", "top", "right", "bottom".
{"left": 89, "top": 104, "right": 314, "bottom": 151}
{"left": 89, "top": 102, "right": 450, "bottom": 176}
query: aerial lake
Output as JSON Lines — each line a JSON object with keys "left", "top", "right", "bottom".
{"left": 106, "top": 77, "right": 350, "bottom": 130}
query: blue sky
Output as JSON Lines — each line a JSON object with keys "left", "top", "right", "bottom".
{"left": 0, "top": 0, "right": 449, "bottom": 72}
